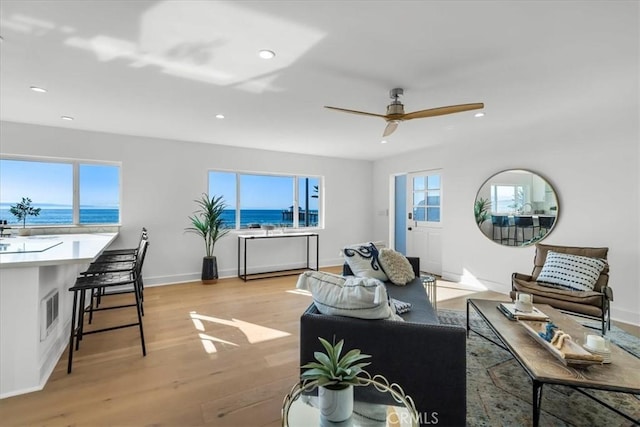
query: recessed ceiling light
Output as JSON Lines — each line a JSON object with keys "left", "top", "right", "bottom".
{"left": 30, "top": 86, "right": 47, "bottom": 93}
{"left": 61, "top": 116, "right": 74, "bottom": 121}
{"left": 215, "top": 114, "right": 225, "bottom": 119}
{"left": 258, "top": 49, "right": 275, "bottom": 59}
{"left": 474, "top": 112, "right": 485, "bottom": 118}
{"left": 381, "top": 140, "right": 388, "bottom": 144}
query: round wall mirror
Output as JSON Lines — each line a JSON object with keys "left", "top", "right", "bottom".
{"left": 474, "top": 169, "right": 559, "bottom": 247}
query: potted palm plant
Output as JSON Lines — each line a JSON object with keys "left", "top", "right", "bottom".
{"left": 10, "top": 197, "right": 41, "bottom": 236}
{"left": 301, "top": 337, "right": 371, "bottom": 422}
{"left": 474, "top": 197, "right": 491, "bottom": 226}
{"left": 186, "top": 194, "right": 230, "bottom": 284}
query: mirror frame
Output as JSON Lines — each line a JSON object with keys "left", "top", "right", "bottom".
{"left": 475, "top": 169, "right": 559, "bottom": 247}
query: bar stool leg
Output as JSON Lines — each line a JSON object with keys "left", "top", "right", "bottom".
{"left": 77, "top": 289, "right": 87, "bottom": 349}
{"left": 67, "top": 290, "right": 79, "bottom": 374}
{"left": 134, "top": 280, "right": 146, "bottom": 356}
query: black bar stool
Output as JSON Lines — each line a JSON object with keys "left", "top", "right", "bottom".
{"left": 94, "top": 227, "right": 147, "bottom": 263}
{"left": 514, "top": 216, "right": 540, "bottom": 245}
{"left": 67, "top": 240, "right": 148, "bottom": 373}
{"left": 80, "top": 236, "right": 149, "bottom": 317}
{"left": 491, "top": 215, "right": 512, "bottom": 245}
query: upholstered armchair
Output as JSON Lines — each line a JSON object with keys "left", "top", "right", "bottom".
{"left": 511, "top": 243, "right": 612, "bottom": 334}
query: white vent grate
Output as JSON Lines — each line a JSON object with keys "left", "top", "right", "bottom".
{"left": 40, "top": 290, "right": 59, "bottom": 341}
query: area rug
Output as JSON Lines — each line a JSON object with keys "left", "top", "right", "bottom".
{"left": 437, "top": 309, "right": 640, "bottom": 426}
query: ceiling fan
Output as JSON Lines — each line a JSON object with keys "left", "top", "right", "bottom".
{"left": 324, "top": 88, "right": 484, "bottom": 137}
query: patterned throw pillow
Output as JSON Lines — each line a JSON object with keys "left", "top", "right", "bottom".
{"left": 296, "top": 271, "right": 398, "bottom": 320}
{"left": 537, "top": 251, "right": 606, "bottom": 292}
{"left": 343, "top": 243, "right": 388, "bottom": 282}
{"left": 377, "top": 248, "right": 416, "bottom": 285}
{"left": 391, "top": 298, "right": 412, "bottom": 314}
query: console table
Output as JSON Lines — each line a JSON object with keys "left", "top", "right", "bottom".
{"left": 237, "top": 232, "right": 319, "bottom": 281}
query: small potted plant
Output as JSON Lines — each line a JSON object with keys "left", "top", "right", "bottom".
{"left": 9, "top": 197, "right": 41, "bottom": 236}
{"left": 185, "top": 194, "right": 230, "bottom": 284}
{"left": 301, "top": 337, "right": 371, "bottom": 422}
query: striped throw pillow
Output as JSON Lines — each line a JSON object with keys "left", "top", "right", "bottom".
{"left": 537, "top": 251, "right": 606, "bottom": 292}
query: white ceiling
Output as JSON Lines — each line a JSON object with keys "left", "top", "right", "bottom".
{"left": 0, "top": 1, "right": 637, "bottom": 161}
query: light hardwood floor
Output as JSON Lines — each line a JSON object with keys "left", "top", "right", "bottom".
{"left": 1, "top": 268, "right": 637, "bottom": 426}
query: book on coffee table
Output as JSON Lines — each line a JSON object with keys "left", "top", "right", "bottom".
{"left": 498, "top": 302, "right": 549, "bottom": 321}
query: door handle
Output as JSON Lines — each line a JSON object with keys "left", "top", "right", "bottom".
{"left": 408, "top": 227, "right": 412, "bottom": 231}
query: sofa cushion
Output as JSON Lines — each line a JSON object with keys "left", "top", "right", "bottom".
{"left": 378, "top": 248, "right": 415, "bottom": 285}
{"left": 296, "top": 270, "right": 399, "bottom": 320}
{"left": 343, "top": 242, "right": 388, "bottom": 281}
{"left": 537, "top": 251, "right": 606, "bottom": 292}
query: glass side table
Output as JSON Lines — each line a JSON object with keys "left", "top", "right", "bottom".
{"left": 282, "top": 375, "right": 418, "bottom": 427}
{"left": 420, "top": 274, "right": 437, "bottom": 310}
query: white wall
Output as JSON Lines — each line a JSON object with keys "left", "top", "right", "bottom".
{"left": 2, "top": 116, "right": 638, "bottom": 327}
{"left": 372, "top": 112, "right": 640, "bottom": 325}
{"left": 0, "top": 121, "right": 374, "bottom": 284}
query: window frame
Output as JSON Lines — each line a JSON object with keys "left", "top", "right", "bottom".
{"left": 491, "top": 184, "right": 526, "bottom": 214}
{"left": 0, "top": 155, "right": 122, "bottom": 227}
{"left": 208, "top": 169, "right": 323, "bottom": 231}
{"left": 411, "top": 172, "right": 441, "bottom": 226}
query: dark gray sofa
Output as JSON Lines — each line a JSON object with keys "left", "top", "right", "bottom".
{"left": 300, "top": 258, "right": 467, "bottom": 426}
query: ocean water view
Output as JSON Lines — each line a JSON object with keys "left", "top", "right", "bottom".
{"left": 220, "top": 209, "right": 318, "bottom": 228}
{"left": 0, "top": 208, "right": 119, "bottom": 225}
{"left": 0, "top": 208, "right": 318, "bottom": 228}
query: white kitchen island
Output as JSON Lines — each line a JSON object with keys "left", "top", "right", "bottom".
{"left": 0, "top": 233, "right": 117, "bottom": 398}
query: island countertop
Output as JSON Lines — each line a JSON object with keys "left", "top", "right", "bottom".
{"left": 0, "top": 233, "right": 118, "bottom": 268}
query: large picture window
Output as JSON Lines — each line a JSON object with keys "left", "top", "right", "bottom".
{"left": 209, "top": 171, "right": 321, "bottom": 229}
{"left": 0, "top": 157, "right": 121, "bottom": 226}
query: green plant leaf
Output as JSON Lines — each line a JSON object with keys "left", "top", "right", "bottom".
{"left": 313, "top": 352, "right": 332, "bottom": 367}
{"left": 185, "top": 193, "right": 230, "bottom": 257}
{"left": 301, "top": 337, "right": 371, "bottom": 387}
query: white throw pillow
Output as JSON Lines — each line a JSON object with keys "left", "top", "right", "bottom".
{"left": 377, "top": 248, "right": 415, "bottom": 285}
{"left": 343, "top": 243, "right": 388, "bottom": 282}
{"left": 296, "top": 271, "right": 397, "bottom": 320}
{"left": 537, "top": 251, "right": 606, "bottom": 292}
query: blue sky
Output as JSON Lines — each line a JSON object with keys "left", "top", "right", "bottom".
{"left": 209, "top": 172, "right": 319, "bottom": 210}
{"left": 0, "top": 160, "right": 119, "bottom": 207}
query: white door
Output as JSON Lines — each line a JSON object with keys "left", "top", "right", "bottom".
{"left": 406, "top": 170, "right": 442, "bottom": 275}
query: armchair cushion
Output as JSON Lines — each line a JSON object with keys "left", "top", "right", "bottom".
{"left": 512, "top": 243, "right": 612, "bottom": 333}
{"left": 536, "top": 251, "right": 607, "bottom": 292}
{"left": 531, "top": 243, "right": 609, "bottom": 292}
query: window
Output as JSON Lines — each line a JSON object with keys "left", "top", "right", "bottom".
{"left": 412, "top": 174, "right": 440, "bottom": 222}
{"left": 209, "top": 171, "right": 321, "bottom": 229}
{"left": 79, "top": 164, "right": 120, "bottom": 224}
{"left": 491, "top": 184, "right": 525, "bottom": 213}
{"left": 0, "top": 157, "right": 121, "bottom": 226}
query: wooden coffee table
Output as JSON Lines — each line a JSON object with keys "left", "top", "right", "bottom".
{"left": 467, "top": 298, "right": 640, "bottom": 426}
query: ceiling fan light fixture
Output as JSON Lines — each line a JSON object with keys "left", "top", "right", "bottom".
{"left": 258, "top": 49, "right": 275, "bottom": 59}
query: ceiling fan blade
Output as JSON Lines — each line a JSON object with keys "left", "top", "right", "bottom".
{"left": 402, "top": 103, "right": 484, "bottom": 120}
{"left": 382, "top": 121, "right": 399, "bottom": 137}
{"left": 324, "top": 106, "right": 387, "bottom": 119}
